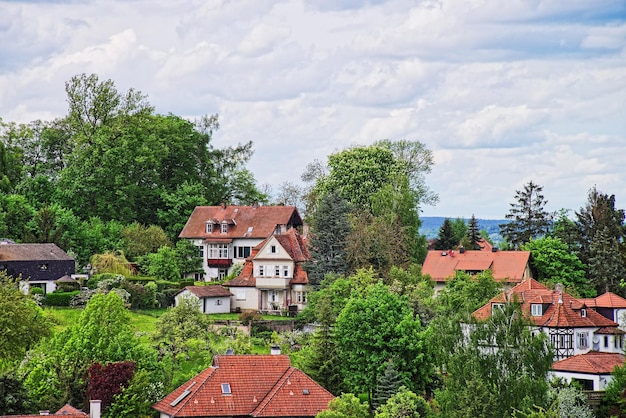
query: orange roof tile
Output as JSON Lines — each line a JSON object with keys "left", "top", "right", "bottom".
{"left": 421, "top": 249, "right": 530, "bottom": 283}
{"left": 592, "top": 292, "right": 626, "bottom": 309}
{"left": 152, "top": 355, "right": 333, "bottom": 417}
{"left": 552, "top": 352, "right": 625, "bottom": 374}
{"left": 179, "top": 205, "right": 303, "bottom": 240}
{"left": 0, "top": 404, "right": 88, "bottom": 417}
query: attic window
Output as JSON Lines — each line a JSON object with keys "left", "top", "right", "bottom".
{"left": 270, "top": 245, "right": 277, "bottom": 254}
{"left": 221, "top": 223, "right": 228, "bottom": 233}
{"left": 581, "top": 308, "right": 587, "bottom": 317}
{"left": 221, "top": 383, "right": 232, "bottom": 395}
{"left": 170, "top": 382, "right": 196, "bottom": 406}
{"left": 531, "top": 304, "right": 542, "bottom": 317}
{"left": 206, "top": 223, "right": 213, "bottom": 233}
{"left": 491, "top": 303, "right": 504, "bottom": 315}
{"left": 303, "top": 389, "right": 310, "bottom": 395}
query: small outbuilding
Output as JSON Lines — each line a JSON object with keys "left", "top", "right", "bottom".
{"left": 174, "top": 285, "right": 232, "bottom": 314}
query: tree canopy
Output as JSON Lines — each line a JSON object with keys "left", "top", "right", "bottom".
{"left": 500, "top": 181, "right": 553, "bottom": 249}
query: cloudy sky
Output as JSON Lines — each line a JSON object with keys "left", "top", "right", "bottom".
{"left": 1, "top": 0, "right": 624, "bottom": 219}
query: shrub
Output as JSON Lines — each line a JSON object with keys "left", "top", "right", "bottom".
{"left": 29, "top": 286, "right": 44, "bottom": 296}
{"left": 44, "top": 291, "right": 80, "bottom": 306}
{"left": 239, "top": 310, "right": 262, "bottom": 326}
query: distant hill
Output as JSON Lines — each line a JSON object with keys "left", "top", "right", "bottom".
{"left": 419, "top": 216, "right": 508, "bottom": 245}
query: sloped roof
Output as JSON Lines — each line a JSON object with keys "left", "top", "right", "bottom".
{"left": 421, "top": 249, "right": 530, "bottom": 283}
{"left": 224, "top": 260, "right": 256, "bottom": 287}
{"left": 473, "top": 278, "right": 619, "bottom": 328}
{"left": 177, "top": 285, "right": 233, "bottom": 298}
{"left": 584, "top": 292, "right": 626, "bottom": 309}
{"left": 273, "top": 229, "right": 311, "bottom": 262}
{"left": 0, "top": 243, "right": 73, "bottom": 262}
{"left": 179, "top": 205, "right": 303, "bottom": 240}
{"left": 551, "top": 352, "right": 625, "bottom": 374}
{"left": 152, "top": 355, "right": 334, "bottom": 417}
{"left": 0, "top": 404, "right": 88, "bottom": 417}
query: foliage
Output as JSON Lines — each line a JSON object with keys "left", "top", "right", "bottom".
{"left": 142, "top": 246, "right": 180, "bottom": 281}
{"left": 500, "top": 181, "right": 553, "bottom": 249}
{"left": 373, "top": 360, "right": 404, "bottom": 410}
{"left": 599, "top": 362, "right": 626, "bottom": 418}
{"left": 306, "top": 192, "right": 352, "bottom": 287}
{"left": 589, "top": 226, "right": 626, "bottom": 295}
{"left": 435, "top": 303, "right": 553, "bottom": 418}
{"left": 375, "top": 386, "right": 433, "bottom": 418}
{"left": 87, "top": 361, "right": 136, "bottom": 410}
{"left": 91, "top": 251, "right": 134, "bottom": 276}
{"left": 334, "top": 281, "right": 432, "bottom": 407}
{"left": 463, "top": 214, "right": 482, "bottom": 250}
{"left": 43, "top": 291, "right": 80, "bottom": 307}
{"left": 387, "top": 264, "right": 435, "bottom": 326}
{"left": 434, "top": 270, "right": 502, "bottom": 320}
{"left": 522, "top": 237, "right": 594, "bottom": 297}
{"left": 316, "top": 393, "right": 370, "bottom": 418}
{"left": 0, "top": 373, "right": 32, "bottom": 415}
{"left": 0, "top": 273, "right": 51, "bottom": 365}
{"left": 106, "top": 369, "right": 164, "bottom": 418}
{"left": 121, "top": 223, "right": 171, "bottom": 261}
{"left": 434, "top": 218, "right": 457, "bottom": 250}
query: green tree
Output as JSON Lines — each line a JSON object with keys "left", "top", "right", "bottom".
{"left": 306, "top": 192, "right": 352, "bottom": 287}
{"left": 316, "top": 393, "right": 370, "bottom": 418}
{"left": 121, "top": 223, "right": 171, "bottom": 261}
{"left": 375, "top": 386, "right": 433, "bottom": 418}
{"left": 434, "top": 270, "right": 502, "bottom": 320}
{"left": 173, "top": 239, "right": 203, "bottom": 278}
{"left": 500, "top": 181, "right": 553, "bottom": 249}
{"left": 152, "top": 296, "right": 215, "bottom": 387}
{"left": 522, "top": 237, "right": 594, "bottom": 297}
{"left": 589, "top": 226, "right": 626, "bottom": 295}
{"left": 0, "top": 193, "right": 35, "bottom": 241}
{"left": 91, "top": 251, "right": 134, "bottom": 276}
{"left": 142, "top": 246, "right": 181, "bottom": 281}
{"left": 435, "top": 303, "right": 553, "bottom": 418}
{"left": 463, "top": 214, "right": 481, "bottom": 250}
{"left": 157, "top": 181, "right": 209, "bottom": 240}
{"left": 0, "top": 273, "right": 51, "bottom": 368}
{"left": 373, "top": 360, "right": 404, "bottom": 410}
{"left": 335, "top": 281, "right": 431, "bottom": 407}
{"left": 434, "top": 218, "right": 457, "bottom": 250}
{"left": 105, "top": 369, "right": 164, "bottom": 418}
{"left": 0, "top": 373, "right": 32, "bottom": 415}
{"left": 599, "top": 361, "right": 626, "bottom": 418}
{"left": 450, "top": 218, "right": 468, "bottom": 245}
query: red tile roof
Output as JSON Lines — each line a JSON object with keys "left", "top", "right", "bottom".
{"left": 552, "top": 352, "right": 625, "bottom": 374}
{"left": 0, "top": 404, "right": 88, "bottom": 417}
{"left": 179, "top": 205, "right": 303, "bottom": 240}
{"left": 584, "top": 292, "right": 626, "bottom": 309}
{"left": 177, "top": 285, "right": 233, "bottom": 298}
{"left": 473, "top": 279, "right": 619, "bottom": 329}
{"left": 421, "top": 249, "right": 530, "bottom": 283}
{"left": 152, "top": 355, "right": 334, "bottom": 417}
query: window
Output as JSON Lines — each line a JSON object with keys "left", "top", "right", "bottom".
{"left": 270, "top": 291, "right": 278, "bottom": 302}
{"left": 296, "top": 291, "right": 308, "bottom": 303}
{"left": 206, "top": 223, "right": 213, "bottom": 233}
{"left": 283, "top": 265, "right": 289, "bottom": 277}
{"left": 581, "top": 308, "right": 587, "bottom": 317}
{"left": 235, "top": 246, "right": 251, "bottom": 259}
{"left": 221, "top": 383, "right": 231, "bottom": 395}
{"left": 216, "top": 299, "right": 222, "bottom": 305}
{"left": 207, "top": 244, "right": 229, "bottom": 259}
{"left": 275, "top": 265, "right": 280, "bottom": 277}
{"left": 221, "top": 223, "right": 228, "bottom": 233}
{"left": 198, "top": 245, "right": 204, "bottom": 258}
{"left": 577, "top": 332, "right": 588, "bottom": 349}
{"left": 259, "top": 265, "right": 265, "bottom": 276}
{"left": 604, "top": 336, "right": 609, "bottom": 348}
{"left": 218, "top": 269, "right": 227, "bottom": 280}
{"left": 491, "top": 303, "right": 504, "bottom": 315}
{"left": 270, "top": 245, "right": 277, "bottom": 254}
{"left": 531, "top": 304, "right": 542, "bottom": 316}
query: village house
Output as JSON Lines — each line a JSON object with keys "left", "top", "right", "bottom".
{"left": 421, "top": 243, "right": 532, "bottom": 294}
{"left": 0, "top": 400, "right": 100, "bottom": 418}
{"left": 152, "top": 354, "right": 334, "bottom": 418}
{"left": 0, "top": 240, "right": 75, "bottom": 295}
{"left": 174, "top": 285, "right": 233, "bottom": 314}
{"left": 473, "top": 278, "right": 625, "bottom": 390}
{"left": 178, "top": 204, "right": 303, "bottom": 281}
{"left": 224, "top": 228, "right": 310, "bottom": 314}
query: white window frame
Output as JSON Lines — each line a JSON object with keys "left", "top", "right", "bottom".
{"left": 207, "top": 244, "right": 229, "bottom": 259}
{"left": 577, "top": 332, "right": 588, "bottom": 349}
{"left": 283, "top": 265, "right": 289, "bottom": 277}
{"left": 206, "top": 223, "right": 213, "bottom": 233}
{"left": 491, "top": 303, "right": 504, "bottom": 315}
{"left": 275, "top": 265, "right": 280, "bottom": 277}
{"left": 531, "top": 304, "right": 542, "bottom": 317}
{"left": 259, "top": 265, "right": 265, "bottom": 276}
{"left": 221, "top": 223, "right": 228, "bottom": 233}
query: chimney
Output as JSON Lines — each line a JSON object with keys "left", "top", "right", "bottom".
{"left": 90, "top": 400, "right": 101, "bottom": 418}
{"left": 270, "top": 344, "right": 281, "bottom": 355}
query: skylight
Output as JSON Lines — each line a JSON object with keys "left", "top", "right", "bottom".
{"left": 170, "top": 382, "right": 196, "bottom": 406}
{"left": 221, "top": 383, "right": 232, "bottom": 395}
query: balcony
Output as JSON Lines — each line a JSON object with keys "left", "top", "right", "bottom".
{"left": 207, "top": 258, "right": 232, "bottom": 267}
{"left": 256, "top": 277, "right": 291, "bottom": 289}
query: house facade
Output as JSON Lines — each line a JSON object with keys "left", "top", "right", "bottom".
{"left": 473, "top": 278, "right": 626, "bottom": 390}
{"left": 421, "top": 247, "right": 532, "bottom": 294}
{"left": 174, "top": 285, "right": 233, "bottom": 314}
{"left": 179, "top": 204, "right": 303, "bottom": 281}
{"left": 152, "top": 354, "right": 334, "bottom": 418}
{"left": 0, "top": 242, "right": 75, "bottom": 294}
{"left": 224, "top": 229, "right": 310, "bottom": 314}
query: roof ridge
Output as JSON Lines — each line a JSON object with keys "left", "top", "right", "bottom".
{"left": 251, "top": 366, "right": 295, "bottom": 416}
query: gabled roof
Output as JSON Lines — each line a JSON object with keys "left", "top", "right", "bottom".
{"left": 152, "top": 355, "right": 334, "bottom": 417}
{"left": 179, "top": 205, "right": 303, "bottom": 240}
{"left": 473, "top": 278, "right": 619, "bottom": 328}
{"left": 0, "top": 404, "right": 88, "bottom": 417}
{"left": 552, "top": 352, "right": 625, "bottom": 374}
{"left": 0, "top": 243, "right": 74, "bottom": 261}
{"left": 176, "top": 285, "right": 233, "bottom": 298}
{"left": 582, "top": 292, "right": 626, "bottom": 309}
{"left": 421, "top": 249, "right": 530, "bottom": 283}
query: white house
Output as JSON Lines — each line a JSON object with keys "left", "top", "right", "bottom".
{"left": 550, "top": 352, "right": 625, "bottom": 391}
{"left": 178, "top": 204, "right": 303, "bottom": 281}
{"left": 224, "top": 228, "right": 310, "bottom": 314}
{"left": 174, "top": 285, "right": 232, "bottom": 314}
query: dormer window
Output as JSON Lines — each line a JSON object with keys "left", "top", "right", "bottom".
{"left": 531, "top": 304, "right": 542, "bottom": 317}
{"left": 491, "top": 303, "right": 504, "bottom": 315}
{"left": 581, "top": 308, "right": 586, "bottom": 317}
{"left": 221, "top": 222, "right": 228, "bottom": 233}
{"left": 206, "top": 223, "right": 213, "bottom": 233}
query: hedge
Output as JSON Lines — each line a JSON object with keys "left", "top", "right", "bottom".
{"left": 44, "top": 290, "right": 80, "bottom": 307}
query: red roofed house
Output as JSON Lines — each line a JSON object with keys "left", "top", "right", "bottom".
{"left": 174, "top": 285, "right": 233, "bottom": 314}
{"left": 580, "top": 292, "right": 626, "bottom": 331}
{"left": 0, "top": 401, "right": 99, "bottom": 418}
{"left": 473, "top": 279, "right": 626, "bottom": 390}
{"left": 179, "top": 204, "right": 303, "bottom": 282}
{"left": 224, "top": 229, "right": 311, "bottom": 314}
{"left": 550, "top": 352, "right": 625, "bottom": 391}
{"left": 152, "top": 354, "right": 334, "bottom": 418}
{"left": 421, "top": 247, "right": 532, "bottom": 294}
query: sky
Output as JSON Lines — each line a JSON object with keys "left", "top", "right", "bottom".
{"left": 0, "top": 0, "right": 625, "bottom": 219}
